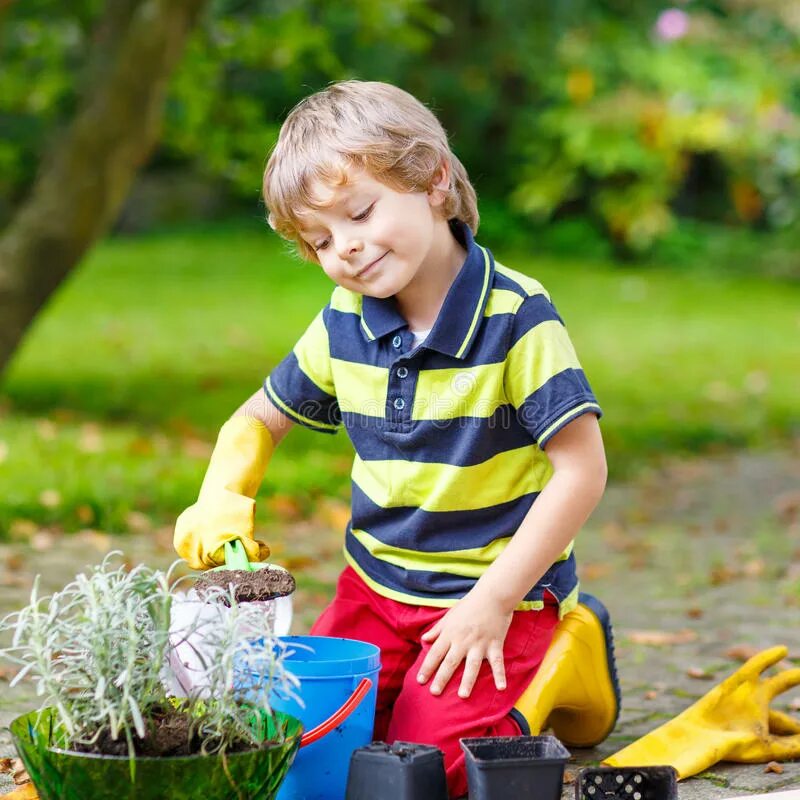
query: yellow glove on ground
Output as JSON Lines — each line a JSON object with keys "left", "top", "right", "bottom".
{"left": 174, "top": 415, "right": 274, "bottom": 570}
{"left": 605, "top": 645, "right": 800, "bottom": 779}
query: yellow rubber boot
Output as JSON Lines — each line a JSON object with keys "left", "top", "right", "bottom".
{"left": 511, "top": 593, "right": 620, "bottom": 747}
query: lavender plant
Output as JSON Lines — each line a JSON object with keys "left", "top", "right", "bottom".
{"left": 0, "top": 554, "right": 301, "bottom": 759}
{"left": 179, "top": 584, "right": 302, "bottom": 755}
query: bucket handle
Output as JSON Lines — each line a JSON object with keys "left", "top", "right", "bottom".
{"left": 299, "top": 677, "right": 373, "bottom": 748}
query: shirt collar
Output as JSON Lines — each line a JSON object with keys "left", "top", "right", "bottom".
{"left": 360, "top": 220, "right": 494, "bottom": 360}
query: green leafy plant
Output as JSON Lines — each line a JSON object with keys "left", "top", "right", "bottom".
{"left": 0, "top": 553, "right": 300, "bottom": 759}
{"left": 175, "top": 583, "right": 302, "bottom": 755}
{"left": 511, "top": 3, "right": 800, "bottom": 253}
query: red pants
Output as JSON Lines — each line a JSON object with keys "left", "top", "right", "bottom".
{"left": 311, "top": 567, "right": 559, "bottom": 798}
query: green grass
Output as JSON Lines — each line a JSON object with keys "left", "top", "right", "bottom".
{"left": 0, "top": 217, "right": 798, "bottom": 535}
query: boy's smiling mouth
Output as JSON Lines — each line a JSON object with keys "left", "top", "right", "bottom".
{"left": 357, "top": 251, "right": 388, "bottom": 278}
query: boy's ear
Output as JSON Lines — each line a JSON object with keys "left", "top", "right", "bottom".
{"left": 427, "top": 161, "right": 451, "bottom": 208}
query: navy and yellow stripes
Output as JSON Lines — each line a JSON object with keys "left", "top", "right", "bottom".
{"left": 266, "top": 220, "right": 601, "bottom": 615}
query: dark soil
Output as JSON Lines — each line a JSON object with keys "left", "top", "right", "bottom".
{"left": 194, "top": 567, "right": 296, "bottom": 603}
{"left": 71, "top": 708, "right": 199, "bottom": 757}
{"left": 70, "top": 708, "right": 262, "bottom": 757}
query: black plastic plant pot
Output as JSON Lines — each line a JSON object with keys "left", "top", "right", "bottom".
{"left": 460, "top": 735, "right": 570, "bottom": 800}
{"left": 576, "top": 766, "right": 678, "bottom": 800}
{"left": 346, "top": 741, "right": 448, "bottom": 800}
{"left": 10, "top": 707, "right": 303, "bottom": 800}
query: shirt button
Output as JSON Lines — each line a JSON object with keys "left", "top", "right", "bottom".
{"left": 392, "top": 335, "right": 402, "bottom": 349}
{"left": 393, "top": 398, "right": 405, "bottom": 410}
{"left": 397, "top": 366, "right": 409, "bottom": 379}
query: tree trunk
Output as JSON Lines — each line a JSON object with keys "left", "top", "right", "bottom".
{"left": 0, "top": 0, "right": 207, "bottom": 375}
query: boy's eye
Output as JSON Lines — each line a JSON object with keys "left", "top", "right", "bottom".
{"left": 314, "top": 238, "right": 330, "bottom": 251}
{"left": 352, "top": 203, "right": 374, "bottom": 221}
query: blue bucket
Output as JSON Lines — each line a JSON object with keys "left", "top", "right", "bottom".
{"left": 269, "top": 636, "right": 381, "bottom": 800}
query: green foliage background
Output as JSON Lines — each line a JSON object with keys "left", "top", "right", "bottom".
{"left": 1, "top": 1, "right": 799, "bottom": 536}
{"left": 2, "top": 0, "right": 799, "bottom": 252}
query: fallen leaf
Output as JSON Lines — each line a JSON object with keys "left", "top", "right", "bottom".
{"left": 764, "top": 761, "right": 784, "bottom": 774}
{"left": 5, "top": 552, "right": 24, "bottom": 571}
{"left": 600, "top": 521, "right": 630, "bottom": 551}
{"left": 774, "top": 490, "right": 800, "bottom": 524}
{"left": 686, "top": 607, "right": 703, "bottom": 619}
{"left": 0, "top": 571, "right": 29, "bottom": 589}
{"left": 282, "top": 555, "right": 316, "bottom": 572}
{"left": 183, "top": 438, "right": 213, "bottom": 460}
{"left": 744, "top": 370, "right": 769, "bottom": 396}
{"left": 709, "top": 564, "right": 738, "bottom": 585}
{"left": 627, "top": 629, "right": 698, "bottom": 646}
{"left": 9, "top": 519, "right": 38, "bottom": 540}
{"left": 75, "top": 530, "right": 112, "bottom": 553}
{"left": 581, "top": 562, "right": 613, "bottom": 581}
{"left": 35, "top": 419, "right": 57, "bottom": 441}
{"left": 127, "top": 437, "right": 155, "bottom": 456}
{"left": 11, "top": 758, "right": 28, "bottom": 783}
{"left": 38, "top": 489, "right": 62, "bottom": 509}
{"left": 75, "top": 504, "right": 95, "bottom": 524}
{"left": 628, "top": 551, "right": 653, "bottom": 570}
{"left": 687, "top": 666, "right": 714, "bottom": 680}
{"left": 712, "top": 517, "right": 730, "bottom": 534}
{"left": 125, "top": 511, "right": 151, "bottom": 533}
{"left": 153, "top": 525, "right": 175, "bottom": 553}
{"left": 314, "top": 498, "right": 350, "bottom": 531}
{"left": 0, "top": 757, "right": 13, "bottom": 772}
{"left": 266, "top": 540, "right": 285, "bottom": 556}
{"left": 13, "top": 769, "right": 30, "bottom": 785}
{"left": 267, "top": 494, "right": 304, "bottom": 522}
{"left": 169, "top": 418, "right": 201, "bottom": 439}
{"left": 743, "top": 558, "right": 766, "bottom": 578}
{"left": 563, "top": 769, "right": 576, "bottom": 784}
{"left": 643, "top": 690, "right": 659, "bottom": 700}
{"left": 725, "top": 644, "right": 761, "bottom": 662}
{"left": 199, "top": 375, "right": 223, "bottom": 390}
{"left": 31, "top": 531, "right": 56, "bottom": 552}
{"left": 78, "top": 423, "right": 104, "bottom": 453}
{"left": 0, "top": 664, "right": 19, "bottom": 681}
{"left": 704, "top": 381, "right": 739, "bottom": 404}
{"left": 3, "top": 785, "right": 38, "bottom": 799}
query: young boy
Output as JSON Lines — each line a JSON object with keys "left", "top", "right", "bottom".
{"left": 175, "top": 80, "right": 608, "bottom": 797}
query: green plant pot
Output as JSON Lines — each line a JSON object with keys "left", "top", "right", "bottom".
{"left": 10, "top": 708, "right": 303, "bottom": 800}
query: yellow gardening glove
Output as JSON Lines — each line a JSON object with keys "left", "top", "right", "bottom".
{"left": 174, "top": 416, "right": 274, "bottom": 570}
{"left": 605, "top": 645, "right": 800, "bottom": 779}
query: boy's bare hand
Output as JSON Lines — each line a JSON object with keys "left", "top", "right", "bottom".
{"left": 416, "top": 590, "right": 513, "bottom": 699}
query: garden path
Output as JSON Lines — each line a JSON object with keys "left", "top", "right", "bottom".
{"left": 1, "top": 445, "right": 799, "bottom": 797}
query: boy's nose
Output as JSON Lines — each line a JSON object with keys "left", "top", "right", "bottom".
{"left": 337, "top": 237, "right": 364, "bottom": 259}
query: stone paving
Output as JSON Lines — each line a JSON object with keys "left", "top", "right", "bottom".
{"left": 1, "top": 446, "right": 799, "bottom": 797}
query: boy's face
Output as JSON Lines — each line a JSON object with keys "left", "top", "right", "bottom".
{"left": 295, "top": 167, "right": 447, "bottom": 299}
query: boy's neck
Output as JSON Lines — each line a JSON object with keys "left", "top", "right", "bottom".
{"left": 394, "top": 217, "right": 467, "bottom": 332}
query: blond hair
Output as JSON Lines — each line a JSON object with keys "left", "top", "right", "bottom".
{"left": 263, "top": 80, "right": 479, "bottom": 261}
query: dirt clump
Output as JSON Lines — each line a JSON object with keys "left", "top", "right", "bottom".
{"left": 194, "top": 567, "right": 296, "bottom": 604}
{"left": 70, "top": 707, "right": 269, "bottom": 756}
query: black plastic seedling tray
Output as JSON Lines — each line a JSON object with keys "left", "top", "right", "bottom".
{"left": 460, "top": 735, "right": 570, "bottom": 800}
{"left": 346, "top": 741, "right": 448, "bottom": 800}
{"left": 576, "top": 766, "right": 678, "bottom": 800}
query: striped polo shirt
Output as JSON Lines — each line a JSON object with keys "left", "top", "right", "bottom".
{"left": 265, "top": 221, "right": 602, "bottom": 617}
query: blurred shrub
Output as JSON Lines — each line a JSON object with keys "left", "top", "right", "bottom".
{"left": 510, "top": 2, "right": 800, "bottom": 253}
{"left": 1, "top": 0, "right": 798, "bottom": 254}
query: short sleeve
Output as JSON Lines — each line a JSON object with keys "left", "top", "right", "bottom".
{"left": 504, "top": 293, "right": 602, "bottom": 448}
{"left": 264, "top": 305, "right": 342, "bottom": 434}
